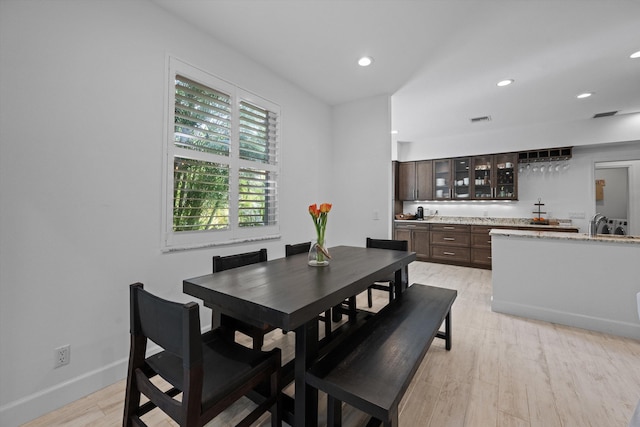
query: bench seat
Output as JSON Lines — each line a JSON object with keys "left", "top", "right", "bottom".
{"left": 306, "top": 283, "right": 457, "bottom": 427}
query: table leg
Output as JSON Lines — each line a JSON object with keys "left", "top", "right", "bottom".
{"left": 294, "top": 320, "right": 319, "bottom": 427}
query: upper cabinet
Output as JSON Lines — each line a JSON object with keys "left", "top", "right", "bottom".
{"left": 397, "top": 152, "right": 518, "bottom": 201}
{"left": 471, "top": 153, "right": 517, "bottom": 200}
{"left": 433, "top": 159, "right": 452, "bottom": 200}
{"left": 398, "top": 160, "right": 433, "bottom": 201}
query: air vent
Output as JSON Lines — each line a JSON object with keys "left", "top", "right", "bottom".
{"left": 470, "top": 115, "right": 492, "bottom": 123}
{"left": 593, "top": 111, "right": 618, "bottom": 118}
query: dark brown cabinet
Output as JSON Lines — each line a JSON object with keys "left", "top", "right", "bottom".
{"left": 394, "top": 222, "right": 429, "bottom": 261}
{"left": 397, "top": 160, "right": 433, "bottom": 201}
{"left": 430, "top": 224, "right": 471, "bottom": 263}
{"left": 471, "top": 153, "right": 518, "bottom": 200}
{"left": 398, "top": 152, "right": 517, "bottom": 201}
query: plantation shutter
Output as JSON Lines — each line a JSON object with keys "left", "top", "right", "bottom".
{"left": 238, "top": 100, "right": 278, "bottom": 227}
{"left": 167, "top": 59, "right": 280, "bottom": 246}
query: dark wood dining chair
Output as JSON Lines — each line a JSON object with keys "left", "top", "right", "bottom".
{"left": 212, "top": 248, "right": 276, "bottom": 350}
{"left": 123, "top": 283, "right": 281, "bottom": 427}
{"left": 365, "top": 237, "right": 409, "bottom": 307}
{"left": 285, "top": 242, "right": 333, "bottom": 338}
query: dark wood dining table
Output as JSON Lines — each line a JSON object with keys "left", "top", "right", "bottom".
{"left": 183, "top": 245, "right": 416, "bottom": 427}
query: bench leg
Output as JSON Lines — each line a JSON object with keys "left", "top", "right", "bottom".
{"left": 327, "top": 396, "right": 342, "bottom": 427}
{"left": 445, "top": 310, "right": 452, "bottom": 351}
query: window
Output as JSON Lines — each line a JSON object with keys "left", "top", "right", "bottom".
{"left": 163, "top": 57, "right": 279, "bottom": 250}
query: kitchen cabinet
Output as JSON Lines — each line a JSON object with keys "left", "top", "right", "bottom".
{"left": 394, "top": 222, "right": 430, "bottom": 260}
{"left": 430, "top": 224, "right": 470, "bottom": 264}
{"left": 471, "top": 224, "right": 578, "bottom": 269}
{"left": 397, "top": 160, "right": 433, "bottom": 201}
{"left": 435, "top": 158, "right": 469, "bottom": 200}
{"left": 471, "top": 153, "right": 518, "bottom": 200}
{"left": 470, "top": 225, "right": 498, "bottom": 268}
{"left": 452, "top": 158, "right": 471, "bottom": 199}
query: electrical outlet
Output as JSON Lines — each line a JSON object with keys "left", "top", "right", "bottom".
{"left": 569, "top": 211, "right": 586, "bottom": 219}
{"left": 55, "top": 345, "right": 70, "bottom": 368}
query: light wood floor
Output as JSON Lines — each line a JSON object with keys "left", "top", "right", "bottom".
{"left": 23, "top": 262, "right": 640, "bottom": 427}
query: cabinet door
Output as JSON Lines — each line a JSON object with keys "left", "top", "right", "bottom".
{"left": 494, "top": 153, "right": 517, "bottom": 200}
{"left": 452, "top": 157, "right": 471, "bottom": 199}
{"left": 413, "top": 229, "right": 430, "bottom": 260}
{"left": 472, "top": 155, "right": 494, "bottom": 199}
{"left": 433, "top": 159, "right": 452, "bottom": 199}
{"left": 415, "top": 160, "right": 433, "bottom": 200}
{"left": 394, "top": 228, "right": 412, "bottom": 249}
{"left": 398, "top": 162, "right": 416, "bottom": 201}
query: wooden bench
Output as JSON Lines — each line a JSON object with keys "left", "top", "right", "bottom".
{"left": 305, "top": 283, "right": 457, "bottom": 427}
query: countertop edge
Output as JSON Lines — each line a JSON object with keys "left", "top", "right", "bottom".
{"left": 489, "top": 229, "right": 640, "bottom": 244}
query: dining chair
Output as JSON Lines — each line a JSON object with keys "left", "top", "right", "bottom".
{"left": 365, "top": 237, "right": 409, "bottom": 307}
{"left": 123, "top": 283, "right": 281, "bottom": 427}
{"left": 285, "top": 242, "right": 333, "bottom": 338}
{"left": 212, "top": 248, "right": 276, "bottom": 350}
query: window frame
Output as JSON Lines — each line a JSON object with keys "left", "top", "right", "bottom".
{"left": 162, "top": 57, "right": 280, "bottom": 251}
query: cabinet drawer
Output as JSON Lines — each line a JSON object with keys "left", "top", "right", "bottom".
{"left": 471, "top": 233, "right": 492, "bottom": 248}
{"left": 430, "top": 231, "right": 470, "bottom": 247}
{"left": 431, "top": 224, "right": 470, "bottom": 233}
{"left": 431, "top": 246, "right": 470, "bottom": 262}
{"left": 471, "top": 248, "right": 492, "bottom": 266}
{"left": 470, "top": 225, "right": 493, "bottom": 234}
{"left": 394, "top": 222, "right": 429, "bottom": 230}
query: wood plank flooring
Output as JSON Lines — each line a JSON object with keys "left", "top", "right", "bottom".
{"left": 23, "top": 262, "right": 640, "bottom": 426}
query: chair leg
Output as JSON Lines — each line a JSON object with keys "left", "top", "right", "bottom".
{"left": 324, "top": 310, "right": 332, "bottom": 337}
{"left": 327, "top": 395, "right": 342, "bottom": 427}
{"left": 367, "top": 288, "right": 373, "bottom": 308}
{"left": 253, "top": 334, "right": 264, "bottom": 351}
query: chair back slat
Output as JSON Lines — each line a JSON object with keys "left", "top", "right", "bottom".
{"left": 130, "top": 283, "right": 201, "bottom": 364}
{"left": 366, "top": 238, "right": 408, "bottom": 252}
{"left": 213, "top": 248, "right": 267, "bottom": 273}
{"left": 285, "top": 242, "right": 311, "bottom": 257}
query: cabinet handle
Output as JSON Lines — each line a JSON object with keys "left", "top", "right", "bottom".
{"left": 488, "top": 256, "right": 492, "bottom": 259}
{"left": 443, "top": 251, "right": 455, "bottom": 256}
{"left": 487, "top": 240, "right": 491, "bottom": 244}
{"left": 443, "top": 226, "right": 455, "bottom": 230}
{"left": 443, "top": 237, "right": 455, "bottom": 241}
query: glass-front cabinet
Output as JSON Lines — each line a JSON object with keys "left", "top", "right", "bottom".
{"left": 471, "top": 153, "right": 518, "bottom": 200}
{"left": 452, "top": 158, "right": 471, "bottom": 199}
{"left": 472, "top": 155, "right": 493, "bottom": 199}
{"left": 494, "top": 153, "right": 517, "bottom": 199}
{"left": 433, "top": 159, "right": 452, "bottom": 199}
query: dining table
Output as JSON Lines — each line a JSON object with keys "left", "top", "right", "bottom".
{"left": 183, "top": 245, "right": 416, "bottom": 427}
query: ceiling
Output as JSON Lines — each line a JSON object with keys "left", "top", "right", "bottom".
{"left": 151, "top": 0, "right": 640, "bottom": 144}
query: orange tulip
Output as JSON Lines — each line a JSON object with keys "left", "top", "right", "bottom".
{"left": 319, "top": 203, "right": 332, "bottom": 213}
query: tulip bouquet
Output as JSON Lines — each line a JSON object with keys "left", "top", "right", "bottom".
{"left": 308, "top": 203, "right": 332, "bottom": 265}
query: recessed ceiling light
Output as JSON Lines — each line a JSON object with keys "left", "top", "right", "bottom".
{"left": 358, "top": 56, "right": 373, "bottom": 67}
{"left": 631, "top": 50, "right": 640, "bottom": 59}
{"left": 577, "top": 92, "right": 593, "bottom": 99}
{"left": 497, "top": 79, "right": 514, "bottom": 87}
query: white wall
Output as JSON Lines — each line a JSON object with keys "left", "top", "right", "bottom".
{"left": 329, "top": 95, "right": 394, "bottom": 246}
{"left": 0, "top": 1, "right": 334, "bottom": 425}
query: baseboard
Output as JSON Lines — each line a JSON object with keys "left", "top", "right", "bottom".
{"left": 0, "top": 357, "right": 128, "bottom": 427}
{"left": 491, "top": 299, "right": 640, "bottom": 340}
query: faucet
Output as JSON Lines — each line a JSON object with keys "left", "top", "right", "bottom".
{"left": 589, "top": 213, "right": 607, "bottom": 237}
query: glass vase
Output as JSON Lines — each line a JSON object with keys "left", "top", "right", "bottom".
{"left": 308, "top": 239, "right": 330, "bottom": 266}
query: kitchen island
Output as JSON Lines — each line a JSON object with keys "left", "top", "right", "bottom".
{"left": 490, "top": 229, "right": 640, "bottom": 339}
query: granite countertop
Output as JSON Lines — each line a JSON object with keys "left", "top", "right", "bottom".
{"left": 489, "top": 228, "right": 640, "bottom": 244}
{"left": 394, "top": 216, "right": 578, "bottom": 230}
